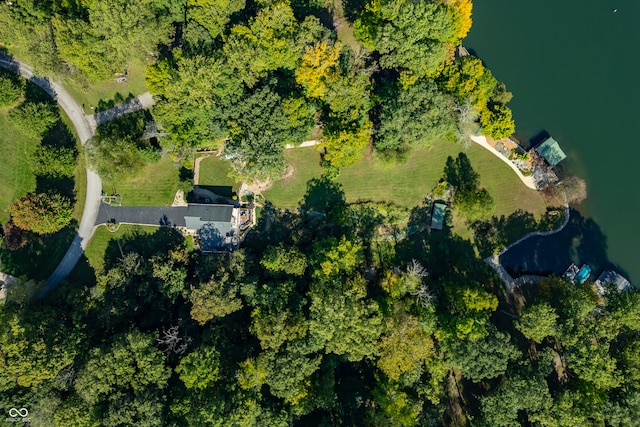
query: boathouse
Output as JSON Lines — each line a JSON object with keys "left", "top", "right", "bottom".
{"left": 535, "top": 136, "right": 567, "bottom": 167}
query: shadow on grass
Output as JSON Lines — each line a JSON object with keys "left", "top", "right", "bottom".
{"left": 500, "top": 209, "right": 629, "bottom": 279}
{"left": 300, "top": 176, "right": 346, "bottom": 222}
{"left": 0, "top": 220, "right": 78, "bottom": 280}
{"left": 103, "top": 227, "right": 185, "bottom": 271}
{"left": 95, "top": 92, "right": 136, "bottom": 113}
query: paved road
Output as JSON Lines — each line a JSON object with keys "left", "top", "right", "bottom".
{"left": 88, "top": 92, "right": 154, "bottom": 132}
{"left": 96, "top": 204, "right": 188, "bottom": 227}
{"left": 0, "top": 55, "right": 104, "bottom": 297}
{"left": 0, "top": 55, "right": 155, "bottom": 297}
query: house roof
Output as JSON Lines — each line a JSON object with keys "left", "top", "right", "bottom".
{"left": 431, "top": 203, "right": 446, "bottom": 230}
{"left": 596, "top": 270, "right": 631, "bottom": 292}
{"left": 184, "top": 204, "right": 235, "bottom": 252}
{"left": 535, "top": 137, "right": 567, "bottom": 167}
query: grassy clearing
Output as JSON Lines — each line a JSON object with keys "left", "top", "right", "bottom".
{"left": 5, "top": 48, "right": 149, "bottom": 114}
{"left": 0, "top": 109, "right": 39, "bottom": 223}
{"left": 265, "top": 142, "right": 549, "bottom": 222}
{"left": 83, "top": 224, "right": 158, "bottom": 273}
{"left": 198, "top": 156, "right": 239, "bottom": 189}
{"left": 60, "top": 57, "right": 149, "bottom": 114}
{"left": 104, "top": 156, "right": 182, "bottom": 206}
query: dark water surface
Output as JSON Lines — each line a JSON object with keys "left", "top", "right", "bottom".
{"left": 465, "top": 0, "right": 640, "bottom": 282}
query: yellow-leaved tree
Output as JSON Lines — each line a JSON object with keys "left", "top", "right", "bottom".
{"left": 295, "top": 40, "right": 343, "bottom": 99}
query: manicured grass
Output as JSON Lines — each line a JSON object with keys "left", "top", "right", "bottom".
{"left": 265, "top": 142, "right": 549, "bottom": 221}
{"left": 83, "top": 224, "right": 158, "bottom": 273}
{"left": 197, "top": 156, "right": 239, "bottom": 190}
{"left": 104, "top": 156, "right": 182, "bottom": 206}
{"left": 0, "top": 109, "right": 39, "bottom": 223}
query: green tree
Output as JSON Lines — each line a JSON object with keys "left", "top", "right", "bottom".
{"left": 176, "top": 344, "right": 221, "bottom": 390}
{"left": 480, "top": 104, "right": 515, "bottom": 139}
{"left": 375, "top": 79, "right": 457, "bottom": 151}
{"left": 455, "top": 188, "right": 495, "bottom": 221}
{"left": 0, "top": 72, "right": 22, "bottom": 107}
{"left": 377, "top": 309, "right": 435, "bottom": 385}
{"left": 261, "top": 244, "right": 308, "bottom": 276}
{"left": 479, "top": 372, "right": 553, "bottom": 426}
{"left": 189, "top": 269, "right": 243, "bottom": 324}
{"left": 8, "top": 102, "right": 58, "bottom": 137}
{"left": 32, "top": 145, "right": 78, "bottom": 178}
{"left": 53, "top": 0, "right": 172, "bottom": 79}
{"left": 308, "top": 276, "right": 383, "bottom": 361}
{"left": 187, "top": 0, "right": 246, "bottom": 38}
{"left": 515, "top": 302, "right": 559, "bottom": 344}
{"left": 355, "top": 0, "right": 458, "bottom": 77}
{"left": 86, "top": 134, "right": 145, "bottom": 182}
{"left": 74, "top": 330, "right": 170, "bottom": 415}
{"left": 447, "top": 329, "right": 520, "bottom": 382}
{"left": 10, "top": 192, "right": 73, "bottom": 234}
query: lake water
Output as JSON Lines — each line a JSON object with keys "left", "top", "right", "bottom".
{"left": 465, "top": 0, "right": 640, "bottom": 283}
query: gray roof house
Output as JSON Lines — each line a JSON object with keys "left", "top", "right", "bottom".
{"left": 184, "top": 204, "right": 237, "bottom": 252}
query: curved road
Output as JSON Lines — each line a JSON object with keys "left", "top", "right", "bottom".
{"left": 0, "top": 55, "right": 103, "bottom": 297}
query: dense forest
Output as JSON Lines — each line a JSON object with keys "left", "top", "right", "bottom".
{"left": 2, "top": 0, "right": 635, "bottom": 426}
{"left": 2, "top": 185, "right": 640, "bottom": 425}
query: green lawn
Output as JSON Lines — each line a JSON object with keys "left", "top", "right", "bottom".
{"left": 104, "top": 156, "right": 182, "bottom": 206}
{"left": 197, "top": 156, "right": 239, "bottom": 189}
{"left": 265, "top": 142, "right": 549, "bottom": 220}
{"left": 0, "top": 109, "right": 39, "bottom": 223}
{"left": 82, "top": 224, "right": 158, "bottom": 273}
{"left": 60, "top": 57, "right": 149, "bottom": 114}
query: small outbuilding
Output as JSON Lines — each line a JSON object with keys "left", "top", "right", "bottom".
{"left": 430, "top": 202, "right": 447, "bottom": 231}
{"left": 535, "top": 136, "right": 567, "bottom": 167}
{"left": 595, "top": 270, "right": 631, "bottom": 294}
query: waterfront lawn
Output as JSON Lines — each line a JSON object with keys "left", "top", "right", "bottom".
{"left": 265, "top": 142, "right": 549, "bottom": 222}
{"left": 104, "top": 156, "right": 182, "bottom": 206}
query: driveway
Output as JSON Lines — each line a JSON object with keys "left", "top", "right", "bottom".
{"left": 96, "top": 204, "right": 188, "bottom": 228}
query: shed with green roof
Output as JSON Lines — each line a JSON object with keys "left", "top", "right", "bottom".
{"left": 535, "top": 137, "right": 567, "bottom": 167}
{"left": 430, "top": 202, "right": 446, "bottom": 231}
